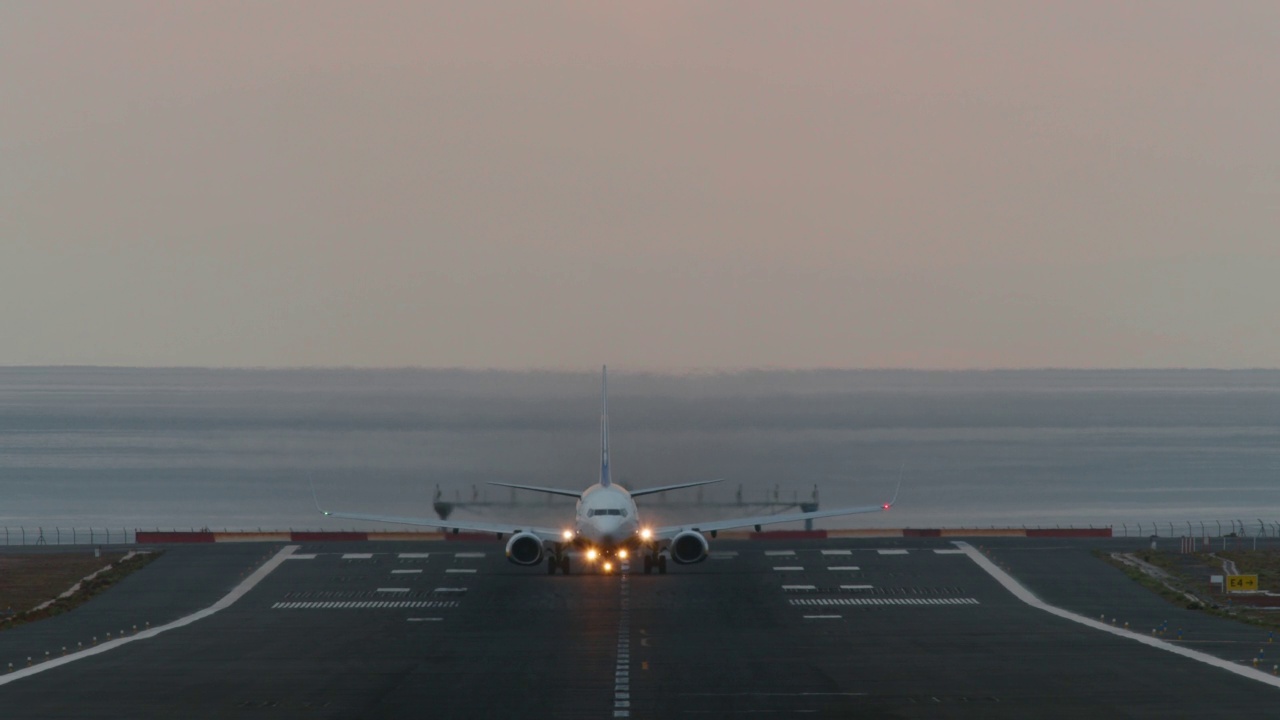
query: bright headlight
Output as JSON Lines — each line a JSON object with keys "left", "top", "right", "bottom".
{"left": 586, "top": 548, "right": 598, "bottom": 561}
{"left": 562, "top": 529, "right": 573, "bottom": 541}
{"left": 640, "top": 528, "right": 652, "bottom": 540}
{"left": 618, "top": 549, "right": 628, "bottom": 560}
{"left": 603, "top": 561, "right": 612, "bottom": 572}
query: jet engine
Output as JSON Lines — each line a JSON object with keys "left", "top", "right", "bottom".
{"left": 504, "top": 532, "right": 545, "bottom": 565}
{"left": 669, "top": 530, "right": 710, "bottom": 564}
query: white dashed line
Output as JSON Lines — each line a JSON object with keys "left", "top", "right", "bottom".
{"left": 827, "top": 566, "right": 860, "bottom": 571}
{"left": 803, "top": 615, "right": 842, "bottom": 619}
{"left": 820, "top": 549, "right": 852, "bottom": 556}
{"left": 398, "top": 553, "right": 431, "bottom": 559}
{"left": 765, "top": 550, "right": 795, "bottom": 556}
{"left": 782, "top": 585, "right": 817, "bottom": 591}
{"left": 342, "top": 553, "right": 373, "bottom": 559}
{"left": 377, "top": 588, "right": 410, "bottom": 593}
{"left": 840, "top": 584, "right": 874, "bottom": 591}
{"left": 285, "top": 554, "right": 318, "bottom": 560}
{"left": 407, "top": 617, "right": 444, "bottom": 622}
{"left": 455, "top": 552, "right": 486, "bottom": 558}
{"left": 793, "top": 598, "right": 978, "bottom": 606}
{"left": 446, "top": 568, "right": 477, "bottom": 574}
{"left": 773, "top": 566, "right": 804, "bottom": 571}
{"left": 877, "top": 549, "right": 909, "bottom": 555}
{"left": 273, "top": 601, "right": 457, "bottom": 609}
{"left": 391, "top": 569, "right": 422, "bottom": 574}
{"left": 433, "top": 587, "right": 467, "bottom": 593}
{"left": 933, "top": 549, "right": 966, "bottom": 554}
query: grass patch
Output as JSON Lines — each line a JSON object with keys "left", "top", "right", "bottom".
{"left": 1097, "top": 549, "right": 1280, "bottom": 631}
{"left": 0, "top": 551, "right": 161, "bottom": 631}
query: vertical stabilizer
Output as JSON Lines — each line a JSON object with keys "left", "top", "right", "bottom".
{"left": 600, "top": 365, "right": 611, "bottom": 487}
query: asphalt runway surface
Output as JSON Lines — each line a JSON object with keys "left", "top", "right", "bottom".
{"left": 2, "top": 538, "right": 1280, "bottom": 719}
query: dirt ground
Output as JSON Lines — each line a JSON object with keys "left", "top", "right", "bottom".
{"left": 0, "top": 552, "right": 128, "bottom": 619}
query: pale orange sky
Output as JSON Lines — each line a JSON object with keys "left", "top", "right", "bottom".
{"left": 2, "top": 2, "right": 1277, "bottom": 369}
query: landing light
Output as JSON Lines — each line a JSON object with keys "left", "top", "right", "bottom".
{"left": 562, "top": 529, "right": 573, "bottom": 541}
{"left": 603, "top": 561, "right": 613, "bottom": 572}
{"left": 640, "top": 528, "right": 652, "bottom": 540}
{"left": 618, "top": 549, "right": 628, "bottom": 560}
{"left": 586, "top": 548, "right": 598, "bottom": 561}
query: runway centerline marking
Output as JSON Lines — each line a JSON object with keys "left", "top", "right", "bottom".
{"left": 341, "top": 553, "right": 373, "bottom": 559}
{"left": 446, "top": 568, "right": 477, "bottom": 574}
{"left": 285, "top": 554, "right": 317, "bottom": 560}
{"left": 391, "top": 569, "right": 422, "bottom": 574}
{"left": 827, "top": 566, "right": 860, "bottom": 571}
{"left": 398, "top": 553, "right": 430, "bottom": 559}
{"left": 0, "top": 545, "right": 299, "bottom": 688}
{"left": 454, "top": 552, "right": 486, "bottom": 558}
{"left": 773, "top": 566, "right": 804, "bottom": 571}
{"left": 954, "top": 540, "right": 1280, "bottom": 690}
{"left": 933, "top": 549, "right": 966, "bottom": 554}
{"left": 377, "top": 587, "right": 410, "bottom": 592}
{"left": 877, "top": 549, "right": 909, "bottom": 555}
{"left": 765, "top": 550, "right": 795, "bottom": 556}
{"left": 803, "top": 615, "right": 842, "bottom": 619}
{"left": 820, "top": 549, "right": 852, "bottom": 556}
{"left": 782, "top": 584, "right": 817, "bottom": 591}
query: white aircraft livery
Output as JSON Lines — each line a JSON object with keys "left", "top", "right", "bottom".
{"left": 316, "top": 366, "right": 898, "bottom": 574}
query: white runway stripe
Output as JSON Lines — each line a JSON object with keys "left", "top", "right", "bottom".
{"left": 446, "top": 568, "right": 477, "bottom": 574}
{"left": 377, "top": 588, "right": 410, "bottom": 592}
{"left": 391, "top": 569, "right": 422, "bottom": 574}
{"left": 454, "top": 552, "right": 486, "bottom": 558}
{"left": 398, "top": 553, "right": 431, "bottom": 559}
{"left": 407, "top": 617, "right": 443, "bottom": 622}
{"left": 773, "top": 566, "right": 804, "bottom": 571}
{"left": 790, "top": 597, "right": 979, "bottom": 606}
{"left": 933, "top": 549, "right": 966, "bottom": 554}
{"left": 840, "top": 584, "right": 874, "bottom": 591}
{"left": 342, "top": 553, "right": 373, "bottom": 559}
{"left": 285, "top": 554, "right": 318, "bottom": 560}
{"left": 803, "top": 615, "right": 842, "bottom": 619}
{"left": 765, "top": 550, "right": 795, "bottom": 556}
{"left": 820, "top": 549, "right": 852, "bottom": 556}
{"left": 877, "top": 549, "right": 909, "bottom": 555}
{"left": 782, "top": 585, "right": 817, "bottom": 591}
{"left": 272, "top": 601, "right": 459, "bottom": 609}
{"left": 828, "top": 566, "right": 860, "bottom": 571}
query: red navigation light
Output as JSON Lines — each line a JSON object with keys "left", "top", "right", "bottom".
{"left": 882, "top": 503, "right": 891, "bottom": 510}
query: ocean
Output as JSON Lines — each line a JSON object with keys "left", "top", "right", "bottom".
{"left": 0, "top": 367, "right": 1277, "bottom": 536}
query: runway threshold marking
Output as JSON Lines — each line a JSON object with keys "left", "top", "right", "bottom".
{"left": 954, "top": 541, "right": 1280, "bottom": 690}
{"left": 0, "top": 545, "right": 300, "bottom": 688}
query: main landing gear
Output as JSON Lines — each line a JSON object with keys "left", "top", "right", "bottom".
{"left": 642, "top": 553, "right": 667, "bottom": 575}
{"left": 548, "top": 554, "right": 570, "bottom": 575}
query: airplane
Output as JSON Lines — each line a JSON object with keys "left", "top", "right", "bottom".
{"left": 314, "top": 366, "right": 898, "bottom": 575}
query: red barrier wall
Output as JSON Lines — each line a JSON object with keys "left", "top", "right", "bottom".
{"left": 748, "top": 530, "right": 828, "bottom": 540}
{"left": 445, "top": 532, "right": 504, "bottom": 542}
{"left": 290, "top": 531, "right": 369, "bottom": 542}
{"left": 136, "top": 532, "right": 215, "bottom": 543}
{"left": 1025, "top": 528, "right": 1112, "bottom": 538}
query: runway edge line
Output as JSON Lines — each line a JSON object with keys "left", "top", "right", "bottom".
{"left": 953, "top": 540, "right": 1280, "bottom": 690}
{"left": 0, "top": 545, "right": 299, "bottom": 687}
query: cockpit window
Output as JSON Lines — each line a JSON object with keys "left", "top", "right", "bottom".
{"left": 589, "top": 508, "right": 625, "bottom": 516}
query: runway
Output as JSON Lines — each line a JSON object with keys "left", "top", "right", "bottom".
{"left": 1, "top": 538, "right": 1279, "bottom": 718}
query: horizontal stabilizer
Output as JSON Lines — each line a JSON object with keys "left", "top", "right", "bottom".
{"left": 487, "top": 481, "right": 583, "bottom": 498}
{"left": 628, "top": 478, "right": 724, "bottom": 498}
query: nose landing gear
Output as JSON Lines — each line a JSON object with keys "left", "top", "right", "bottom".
{"left": 548, "top": 554, "right": 571, "bottom": 575}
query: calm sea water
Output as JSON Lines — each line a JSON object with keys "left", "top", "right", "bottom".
{"left": 0, "top": 368, "right": 1277, "bottom": 533}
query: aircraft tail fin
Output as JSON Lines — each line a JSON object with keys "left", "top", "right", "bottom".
{"left": 600, "top": 365, "right": 611, "bottom": 487}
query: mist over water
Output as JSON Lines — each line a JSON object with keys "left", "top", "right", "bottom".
{"left": 0, "top": 368, "right": 1277, "bottom": 533}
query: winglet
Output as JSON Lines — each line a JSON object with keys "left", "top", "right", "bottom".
{"left": 883, "top": 464, "right": 904, "bottom": 510}
{"left": 309, "top": 479, "right": 331, "bottom": 516}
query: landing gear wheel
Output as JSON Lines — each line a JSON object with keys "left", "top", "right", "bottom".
{"left": 560, "top": 555, "right": 571, "bottom": 575}
{"left": 658, "top": 554, "right": 668, "bottom": 575}
{"left": 643, "top": 555, "right": 653, "bottom": 575}
{"left": 547, "top": 556, "right": 558, "bottom": 575}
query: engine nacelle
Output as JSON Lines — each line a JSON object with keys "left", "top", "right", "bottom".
{"left": 669, "top": 531, "right": 710, "bottom": 564}
{"left": 505, "top": 532, "right": 545, "bottom": 566}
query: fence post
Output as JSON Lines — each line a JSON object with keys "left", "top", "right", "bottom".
{"left": 89, "top": 528, "right": 94, "bottom": 544}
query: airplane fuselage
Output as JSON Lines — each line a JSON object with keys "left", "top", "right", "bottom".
{"left": 573, "top": 483, "right": 641, "bottom": 553}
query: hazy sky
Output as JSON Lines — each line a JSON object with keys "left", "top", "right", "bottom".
{"left": 2, "top": 2, "right": 1277, "bottom": 369}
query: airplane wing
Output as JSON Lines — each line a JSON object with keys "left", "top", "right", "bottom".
{"left": 486, "top": 481, "right": 583, "bottom": 498}
{"left": 653, "top": 484, "right": 899, "bottom": 538}
{"left": 311, "top": 483, "right": 563, "bottom": 540}
{"left": 321, "top": 510, "right": 564, "bottom": 541}
{"left": 627, "top": 478, "right": 724, "bottom": 497}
